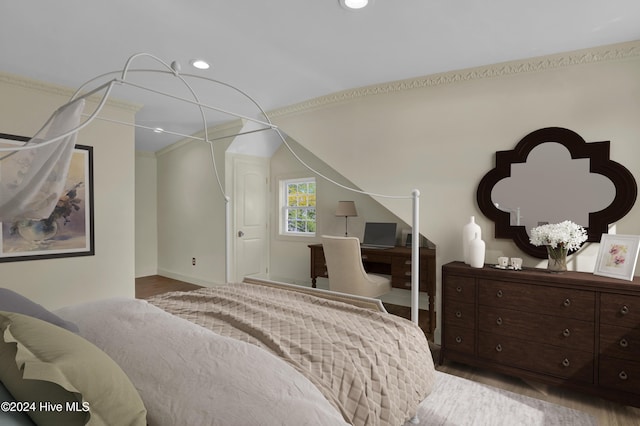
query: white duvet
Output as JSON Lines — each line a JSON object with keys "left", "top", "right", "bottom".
{"left": 56, "top": 298, "right": 349, "bottom": 426}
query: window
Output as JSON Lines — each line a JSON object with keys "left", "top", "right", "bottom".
{"left": 281, "top": 178, "right": 316, "bottom": 236}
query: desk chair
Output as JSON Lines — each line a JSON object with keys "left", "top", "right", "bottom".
{"left": 321, "top": 235, "right": 392, "bottom": 298}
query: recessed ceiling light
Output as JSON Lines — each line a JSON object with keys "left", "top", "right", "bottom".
{"left": 339, "top": 0, "right": 370, "bottom": 10}
{"left": 190, "top": 59, "right": 210, "bottom": 70}
{"left": 153, "top": 127, "right": 164, "bottom": 133}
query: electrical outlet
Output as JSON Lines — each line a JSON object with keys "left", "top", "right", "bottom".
{"left": 192, "top": 257, "right": 196, "bottom": 266}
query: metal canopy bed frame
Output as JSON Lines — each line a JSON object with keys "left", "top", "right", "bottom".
{"left": 0, "top": 53, "right": 422, "bottom": 327}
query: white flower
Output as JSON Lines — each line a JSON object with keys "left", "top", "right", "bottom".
{"left": 529, "top": 220, "right": 587, "bottom": 251}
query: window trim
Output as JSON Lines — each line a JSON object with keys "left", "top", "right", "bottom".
{"left": 279, "top": 177, "right": 317, "bottom": 237}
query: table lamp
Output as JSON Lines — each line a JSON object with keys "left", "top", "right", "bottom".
{"left": 335, "top": 201, "right": 357, "bottom": 236}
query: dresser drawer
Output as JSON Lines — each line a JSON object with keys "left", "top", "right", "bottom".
{"left": 479, "top": 306, "right": 594, "bottom": 352}
{"left": 444, "top": 275, "right": 476, "bottom": 303}
{"left": 599, "top": 324, "right": 640, "bottom": 361}
{"left": 600, "top": 293, "right": 640, "bottom": 328}
{"left": 444, "top": 325, "right": 475, "bottom": 355}
{"left": 444, "top": 301, "right": 475, "bottom": 328}
{"left": 478, "top": 279, "right": 595, "bottom": 321}
{"left": 599, "top": 356, "right": 640, "bottom": 395}
{"left": 478, "top": 332, "right": 594, "bottom": 383}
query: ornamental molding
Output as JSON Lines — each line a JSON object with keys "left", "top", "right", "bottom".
{"left": 0, "top": 71, "right": 140, "bottom": 112}
{"left": 268, "top": 41, "right": 640, "bottom": 119}
{"left": 156, "top": 118, "right": 244, "bottom": 157}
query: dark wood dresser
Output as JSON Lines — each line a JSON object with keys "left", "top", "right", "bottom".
{"left": 441, "top": 261, "right": 640, "bottom": 407}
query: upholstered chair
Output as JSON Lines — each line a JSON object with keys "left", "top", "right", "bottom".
{"left": 321, "top": 235, "right": 392, "bottom": 298}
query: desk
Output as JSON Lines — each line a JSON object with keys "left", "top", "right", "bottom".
{"left": 308, "top": 244, "right": 436, "bottom": 337}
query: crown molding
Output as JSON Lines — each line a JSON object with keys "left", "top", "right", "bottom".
{"left": 156, "top": 118, "right": 244, "bottom": 157}
{"left": 268, "top": 40, "right": 640, "bottom": 119}
{"left": 0, "top": 71, "right": 141, "bottom": 113}
{"left": 135, "top": 150, "right": 157, "bottom": 158}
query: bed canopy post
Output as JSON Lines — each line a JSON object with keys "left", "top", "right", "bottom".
{"left": 225, "top": 195, "right": 232, "bottom": 283}
{"left": 409, "top": 189, "right": 421, "bottom": 426}
{"left": 411, "top": 189, "right": 420, "bottom": 325}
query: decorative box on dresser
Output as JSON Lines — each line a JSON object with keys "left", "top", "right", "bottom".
{"left": 441, "top": 261, "right": 640, "bottom": 408}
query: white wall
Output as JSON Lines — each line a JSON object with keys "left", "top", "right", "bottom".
{"left": 135, "top": 151, "right": 158, "bottom": 277}
{"left": 148, "top": 123, "right": 407, "bottom": 286}
{"left": 138, "top": 41, "right": 640, "bottom": 344}
{"left": 271, "top": 41, "right": 640, "bottom": 340}
{"left": 269, "top": 138, "right": 409, "bottom": 283}
{"left": 155, "top": 121, "right": 242, "bottom": 286}
{"left": 0, "top": 72, "right": 138, "bottom": 309}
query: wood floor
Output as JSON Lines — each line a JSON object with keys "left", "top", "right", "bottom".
{"left": 136, "top": 275, "right": 640, "bottom": 425}
{"left": 135, "top": 275, "right": 203, "bottom": 299}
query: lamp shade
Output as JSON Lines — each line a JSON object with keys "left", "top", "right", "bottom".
{"left": 335, "top": 201, "right": 357, "bottom": 217}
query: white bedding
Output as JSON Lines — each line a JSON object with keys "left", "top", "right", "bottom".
{"left": 147, "top": 283, "right": 434, "bottom": 425}
{"left": 55, "top": 297, "right": 349, "bottom": 426}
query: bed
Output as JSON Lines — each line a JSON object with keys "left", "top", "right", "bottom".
{"left": 0, "top": 279, "right": 435, "bottom": 426}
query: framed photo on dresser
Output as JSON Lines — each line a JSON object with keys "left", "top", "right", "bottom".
{"left": 593, "top": 234, "right": 640, "bottom": 281}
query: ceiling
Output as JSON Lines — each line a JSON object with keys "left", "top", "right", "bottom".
{"left": 2, "top": 1, "right": 640, "bottom": 152}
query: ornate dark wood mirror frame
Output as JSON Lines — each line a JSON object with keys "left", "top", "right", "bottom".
{"left": 477, "top": 127, "right": 637, "bottom": 258}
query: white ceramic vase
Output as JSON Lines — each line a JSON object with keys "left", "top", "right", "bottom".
{"left": 462, "top": 216, "right": 481, "bottom": 264}
{"left": 469, "top": 232, "right": 486, "bottom": 268}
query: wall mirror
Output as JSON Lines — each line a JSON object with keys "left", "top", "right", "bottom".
{"left": 477, "top": 127, "right": 637, "bottom": 258}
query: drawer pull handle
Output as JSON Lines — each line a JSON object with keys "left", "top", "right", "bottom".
{"left": 404, "top": 271, "right": 412, "bottom": 276}
{"left": 455, "top": 311, "right": 462, "bottom": 318}
{"left": 495, "top": 344, "right": 502, "bottom": 352}
{"left": 562, "top": 329, "right": 571, "bottom": 337}
{"left": 563, "top": 299, "right": 571, "bottom": 307}
{"left": 496, "top": 290, "right": 503, "bottom": 298}
{"left": 620, "top": 305, "right": 629, "bottom": 315}
{"left": 361, "top": 255, "right": 368, "bottom": 260}
{"left": 620, "top": 339, "right": 629, "bottom": 348}
{"left": 405, "top": 260, "right": 411, "bottom": 265}
{"left": 455, "top": 336, "right": 462, "bottom": 343}
{"left": 496, "top": 317, "right": 503, "bottom": 326}
{"left": 619, "top": 371, "right": 628, "bottom": 381}
{"left": 562, "top": 358, "right": 570, "bottom": 368}
{"left": 456, "top": 286, "right": 462, "bottom": 293}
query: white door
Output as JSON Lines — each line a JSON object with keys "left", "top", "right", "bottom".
{"left": 232, "top": 155, "right": 269, "bottom": 282}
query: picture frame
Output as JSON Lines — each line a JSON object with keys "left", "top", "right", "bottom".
{"left": 593, "top": 234, "right": 640, "bottom": 281}
{"left": 0, "top": 133, "right": 94, "bottom": 262}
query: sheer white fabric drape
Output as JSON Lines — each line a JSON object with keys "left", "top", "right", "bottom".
{"left": 0, "top": 99, "right": 85, "bottom": 221}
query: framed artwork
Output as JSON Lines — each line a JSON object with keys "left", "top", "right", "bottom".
{"left": 0, "top": 133, "right": 94, "bottom": 262}
{"left": 593, "top": 234, "right": 640, "bottom": 281}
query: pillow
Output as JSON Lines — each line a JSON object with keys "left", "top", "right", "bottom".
{"left": 0, "top": 381, "right": 35, "bottom": 425}
{"left": 0, "top": 288, "right": 79, "bottom": 333}
{"left": 0, "top": 311, "right": 147, "bottom": 426}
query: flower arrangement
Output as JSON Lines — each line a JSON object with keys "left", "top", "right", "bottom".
{"left": 529, "top": 220, "right": 588, "bottom": 271}
{"left": 529, "top": 220, "right": 588, "bottom": 250}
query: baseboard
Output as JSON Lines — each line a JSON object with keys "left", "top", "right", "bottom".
{"left": 157, "top": 268, "right": 224, "bottom": 287}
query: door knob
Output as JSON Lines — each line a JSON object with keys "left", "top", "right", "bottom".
{"left": 238, "top": 230, "right": 245, "bottom": 237}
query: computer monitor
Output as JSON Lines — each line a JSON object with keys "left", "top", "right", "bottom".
{"left": 361, "top": 222, "right": 397, "bottom": 249}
